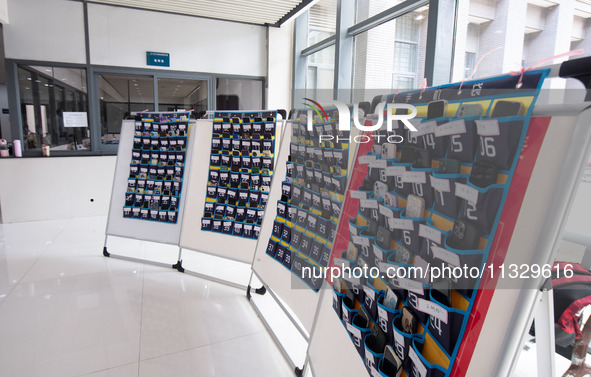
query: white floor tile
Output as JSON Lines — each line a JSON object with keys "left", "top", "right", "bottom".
{"left": 179, "top": 250, "right": 253, "bottom": 287}
{"left": 0, "top": 216, "right": 293, "bottom": 377}
{"left": 0, "top": 218, "right": 70, "bottom": 302}
{"left": 0, "top": 267, "right": 144, "bottom": 376}
{"left": 139, "top": 270, "right": 265, "bottom": 360}
{"left": 78, "top": 362, "right": 139, "bottom": 377}
{"left": 139, "top": 332, "right": 293, "bottom": 377}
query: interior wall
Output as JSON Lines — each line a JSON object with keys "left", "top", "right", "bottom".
{"left": 0, "top": 156, "right": 116, "bottom": 223}
{"left": 0, "top": 0, "right": 293, "bottom": 222}
{"left": 0, "top": 0, "right": 8, "bottom": 24}
{"left": 267, "top": 20, "right": 294, "bottom": 112}
{"left": 88, "top": 3, "right": 267, "bottom": 77}
{"left": 4, "top": 0, "right": 86, "bottom": 64}
{"left": 4, "top": 0, "right": 267, "bottom": 78}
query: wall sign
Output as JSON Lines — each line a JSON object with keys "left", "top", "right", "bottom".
{"left": 147, "top": 51, "right": 170, "bottom": 67}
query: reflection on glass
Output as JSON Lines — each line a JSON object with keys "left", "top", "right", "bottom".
{"left": 18, "top": 65, "right": 88, "bottom": 152}
{"left": 215, "top": 78, "right": 263, "bottom": 110}
{"left": 356, "top": 0, "right": 399, "bottom": 24}
{"left": 98, "top": 74, "right": 154, "bottom": 144}
{"left": 452, "top": 0, "right": 590, "bottom": 82}
{"left": 306, "top": 45, "right": 335, "bottom": 103}
{"left": 307, "top": 0, "right": 337, "bottom": 46}
{"left": 352, "top": 7, "right": 428, "bottom": 102}
{"left": 157, "top": 78, "right": 208, "bottom": 115}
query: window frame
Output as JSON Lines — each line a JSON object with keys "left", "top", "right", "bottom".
{"left": 7, "top": 59, "right": 265, "bottom": 156}
{"left": 293, "top": 0, "right": 458, "bottom": 106}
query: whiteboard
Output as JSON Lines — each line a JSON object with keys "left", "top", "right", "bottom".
{"left": 307, "top": 285, "right": 369, "bottom": 377}
{"left": 250, "top": 120, "right": 360, "bottom": 335}
{"left": 250, "top": 120, "right": 321, "bottom": 333}
{"left": 105, "top": 120, "right": 196, "bottom": 245}
{"left": 179, "top": 119, "right": 283, "bottom": 263}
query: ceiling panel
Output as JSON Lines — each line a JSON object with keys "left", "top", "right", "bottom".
{"left": 87, "top": 0, "right": 316, "bottom": 26}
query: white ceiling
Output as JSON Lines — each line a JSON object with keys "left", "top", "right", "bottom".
{"left": 87, "top": 0, "right": 314, "bottom": 26}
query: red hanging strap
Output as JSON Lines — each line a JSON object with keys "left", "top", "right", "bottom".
{"left": 419, "top": 78, "right": 427, "bottom": 99}
{"left": 458, "top": 47, "right": 503, "bottom": 94}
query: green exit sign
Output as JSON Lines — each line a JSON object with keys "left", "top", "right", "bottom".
{"left": 147, "top": 51, "right": 170, "bottom": 67}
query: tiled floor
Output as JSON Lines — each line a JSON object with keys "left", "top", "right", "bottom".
{"left": 0, "top": 216, "right": 295, "bottom": 377}
{"left": 1, "top": 215, "right": 583, "bottom": 377}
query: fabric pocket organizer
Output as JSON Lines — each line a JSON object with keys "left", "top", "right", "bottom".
{"left": 347, "top": 312, "right": 373, "bottom": 359}
{"left": 332, "top": 147, "right": 349, "bottom": 170}
{"left": 439, "top": 237, "right": 487, "bottom": 296}
{"left": 341, "top": 292, "right": 359, "bottom": 326}
{"left": 430, "top": 173, "right": 468, "bottom": 220}
{"left": 474, "top": 116, "right": 526, "bottom": 171}
{"left": 333, "top": 283, "right": 347, "bottom": 320}
{"left": 377, "top": 293, "right": 401, "bottom": 346}
{"left": 199, "top": 216, "right": 212, "bottom": 231}
{"left": 392, "top": 313, "right": 423, "bottom": 372}
{"left": 370, "top": 241, "right": 395, "bottom": 273}
{"left": 381, "top": 256, "right": 414, "bottom": 303}
{"left": 404, "top": 167, "right": 436, "bottom": 210}
{"left": 416, "top": 117, "right": 451, "bottom": 159}
{"left": 363, "top": 281, "right": 383, "bottom": 322}
{"left": 390, "top": 163, "right": 414, "bottom": 198}
{"left": 265, "top": 238, "right": 278, "bottom": 258}
{"left": 426, "top": 289, "right": 470, "bottom": 357}
{"left": 353, "top": 227, "right": 376, "bottom": 265}
{"left": 404, "top": 283, "right": 432, "bottom": 325}
{"left": 393, "top": 210, "right": 428, "bottom": 256}
{"left": 331, "top": 174, "right": 349, "bottom": 195}
{"left": 455, "top": 180, "right": 505, "bottom": 235}
{"left": 276, "top": 200, "right": 289, "bottom": 219}
{"left": 359, "top": 197, "right": 381, "bottom": 224}
{"left": 408, "top": 334, "right": 450, "bottom": 377}
{"left": 418, "top": 222, "right": 447, "bottom": 267}
{"left": 364, "top": 331, "right": 386, "bottom": 376}
{"left": 435, "top": 116, "right": 480, "bottom": 163}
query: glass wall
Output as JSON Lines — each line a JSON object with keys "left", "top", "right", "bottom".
{"left": 215, "top": 78, "right": 263, "bottom": 110}
{"left": 355, "top": 0, "right": 399, "bottom": 24}
{"left": 12, "top": 63, "right": 263, "bottom": 154}
{"left": 158, "top": 78, "right": 208, "bottom": 114}
{"left": 18, "top": 65, "right": 89, "bottom": 152}
{"left": 98, "top": 74, "right": 154, "bottom": 145}
{"left": 352, "top": 4, "right": 429, "bottom": 102}
{"left": 306, "top": 45, "right": 335, "bottom": 102}
{"left": 452, "top": 0, "right": 591, "bottom": 82}
{"left": 308, "top": 0, "right": 337, "bottom": 44}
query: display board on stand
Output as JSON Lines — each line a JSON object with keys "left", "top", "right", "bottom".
{"left": 303, "top": 65, "right": 591, "bottom": 377}
{"left": 250, "top": 108, "right": 359, "bottom": 344}
{"left": 179, "top": 112, "right": 282, "bottom": 265}
{"left": 104, "top": 112, "right": 194, "bottom": 254}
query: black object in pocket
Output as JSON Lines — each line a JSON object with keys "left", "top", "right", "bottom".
{"left": 469, "top": 161, "right": 498, "bottom": 188}
{"left": 447, "top": 217, "right": 481, "bottom": 250}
